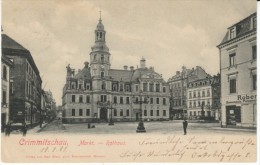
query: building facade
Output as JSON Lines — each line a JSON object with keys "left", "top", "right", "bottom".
{"left": 1, "top": 54, "right": 13, "bottom": 131}
{"left": 62, "top": 18, "right": 170, "bottom": 123}
{"left": 217, "top": 12, "right": 257, "bottom": 128}
{"left": 187, "top": 74, "right": 220, "bottom": 120}
{"left": 2, "top": 34, "right": 42, "bottom": 127}
{"left": 168, "top": 66, "right": 209, "bottom": 120}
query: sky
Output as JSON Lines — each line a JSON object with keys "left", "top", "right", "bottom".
{"left": 1, "top": 0, "right": 257, "bottom": 105}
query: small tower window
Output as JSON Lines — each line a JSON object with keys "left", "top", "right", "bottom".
{"left": 100, "top": 32, "right": 102, "bottom": 39}
{"left": 101, "top": 54, "right": 104, "bottom": 63}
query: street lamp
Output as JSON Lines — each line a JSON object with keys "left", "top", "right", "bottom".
{"left": 132, "top": 91, "right": 149, "bottom": 133}
{"left": 108, "top": 101, "right": 115, "bottom": 126}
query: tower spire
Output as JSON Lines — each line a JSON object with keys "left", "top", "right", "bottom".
{"left": 99, "top": 10, "right": 102, "bottom": 22}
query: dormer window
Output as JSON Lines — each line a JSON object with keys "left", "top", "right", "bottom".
{"left": 230, "top": 27, "right": 235, "bottom": 39}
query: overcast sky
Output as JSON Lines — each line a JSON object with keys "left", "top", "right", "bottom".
{"left": 2, "top": 0, "right": 257, "bottom": 105}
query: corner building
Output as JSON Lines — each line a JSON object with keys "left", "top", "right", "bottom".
{"left": 62, "top": 18, "right": 170, "bottom": 123}
{"left": 217, "top": 13, "right": 257, "bottom": 128}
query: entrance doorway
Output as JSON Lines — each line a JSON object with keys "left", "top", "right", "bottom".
{"left": 100, "top": 108, "right": 108, "bottom": 122}
{"left": 226, "top": 106, "right": 241, "bottom": 126}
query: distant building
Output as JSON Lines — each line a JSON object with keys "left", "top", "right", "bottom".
{"left": 217, "top": 12, "right": 257, "bottom": 128}
{"left": 187, "top": 74, "right": 220, "bottom": 120}
{"left": 1, "top": 54, "right": 13, "bottom": 131}
{"left": 62, "top": 17, "right": 170, "bottom": 123}
{"left": 167, "top": 66, "right": 209, "bottom": 119}
{"left": 2, "top": 34, "right": 42, "bottom": 127}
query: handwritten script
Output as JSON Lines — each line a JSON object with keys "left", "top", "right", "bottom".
{"left": 119, "top": 135, "right": 256, "bottom": 162}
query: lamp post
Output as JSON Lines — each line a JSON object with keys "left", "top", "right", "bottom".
{"left": 108, "top": 101, "right": 115, "bottom": 126}
{"left": 133, "top": 91, "right": 149, "bottom": 133}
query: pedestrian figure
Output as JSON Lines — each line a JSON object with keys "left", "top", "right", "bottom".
{"left": 23, "top": 123, "right": 27, "bottom": 136}
{"left": 5, "top": 122, "right": 11, "bottom": 136}
{"left": 183, "top": 119, "right": 188, "bottom": 135}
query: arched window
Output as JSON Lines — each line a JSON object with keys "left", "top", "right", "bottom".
{"left": 3, "top": 66, "right": 7, "bottom": 80}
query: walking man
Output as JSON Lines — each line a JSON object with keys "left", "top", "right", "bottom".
{"left": 23, "top": 123, "right": 27, "bottom": 136}
{"left": 183, "top": 119, "right": 188, "bottom": 135}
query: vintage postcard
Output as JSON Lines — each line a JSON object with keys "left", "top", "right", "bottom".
{"left": 1, "top": 0, "right": 258, "bottom": 163}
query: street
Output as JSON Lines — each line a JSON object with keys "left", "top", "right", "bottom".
{"left": 34, "top": 120, "right": 256, "bottom": 135}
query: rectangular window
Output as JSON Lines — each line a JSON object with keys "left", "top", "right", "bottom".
{"left": 157, "top": 110, "right": 159, "bottom": 116}
{"left": 163, "top": 98, "right": 166, "bottom": 105}
{"left": 156, "top": 98, "right": 159, "bottom": 104}
{"left": 101, "top": 72, "right": 104, "bottom": 78}
{"left": 163, "top": 110, "right": 166, "bottom": 116}
{"left": 156, "top": 84, "right": 160, "bottom": 92}
{"left": 194, "top": 111, "right": 196, "bottom": 116}
{"left": 189, "top": 102, "right": 192, "bottom": 108}
{"left": 150, "top": 110, "right": 153, "bottom": 116}
{"left": 229, "top": 53, "right": 236, "bottom": 67}
{"left": 79, "top": 109, "right": 83, "bottom": 116}
{"left": 10, "top": 81, "right": 14, "bottom": 94}
{"left": 189, "top": 92, "right": 192, "bottom": 98}
{"left": 252, "top": 45, "right": 257, "bottom": 60}
{"left": 149, "top": 83, "right": 154, "bottom": 92}
{"left": 114, "top": 96, "right": 117, "bottom": 104}
{"left": 143, "top": 83, "right": 148, "bottom": 92}
{"left": 193, "top": 101, "right": 196, "bottom": 107}
{"left": 120, "top": 84, "right": 123, "bottom": 91}
{"left": 79, "top": 84, "right": 82, "bottom": 89}
{"left": 114, "top": 109, "right": 117, "bottom": 116}
{"left": 207, "top": 89, "right": 210, "bottom": 97}
{"left": 163, "top": 87, "right": 166, "bottom": 93}
{"left": 72, "top": 95, "right": 75, "bottom": 102}
{"left": 193, "top": 91, "right": 196, "bottom": 98}
{"left": 79, "top": 95, "right": 83, "bottom": 103}
{"left": 120, "top": 97, "right": 123, "bottom": 104}
{"left": 253, "top": 16, "right": 257, "bottom": 29}
{"left": 72, "top": 109, "right": 75, "bottom": 116}
{"left": 86, "top": 95, "right": 90, "bottom": 103}
{"left": 144, "top": 110, "right": 147, "bottom": 116}
{"left": 126, "top": 85, "right": 130, "bottom": 92}
{"left": 2, "top": 91, "right": 6, "bottom": 104}
{"left": 135, "top": 85, "right": 139, "bottom": 92}
{"left": 120, "top": 109, "right": 123, "bottom": 116}
{"left": 126, "top": 109, "right": 130, "bottom": 116}
{"left": 126, "top": 97, "right": 130, "bottom": 104}
{"left": 101, "top": 95, "right": 107, "bottom": 102}
{"left": 86, "top": 109, "right": 90, "bottom": 116}
{"left": 253, "top": 74, "right": 257, "bottom": 90}
{"left": 190, "top": 111, "right": 192, "bottom": 116}
{"left": 230, "top": 79, "right": 237, "bottom": 93}
{"left": 230, "top": 27, "right": 235, "bottom": 39}
{"left": 150, "top": 97, "right": 153, "bottom": 104}
{"left": 86, "top": 84, "right": 90, "bottom": 90}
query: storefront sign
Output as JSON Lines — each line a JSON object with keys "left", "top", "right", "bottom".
{"left": 237, "top": 94, "right": 256, "bottom": 102}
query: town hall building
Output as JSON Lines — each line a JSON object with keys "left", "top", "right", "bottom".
{"left": 62, "top": 17, "right": 170, "bottom": 123}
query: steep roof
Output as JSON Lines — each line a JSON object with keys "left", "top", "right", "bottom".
{"left": 109, "top": 69, "right": 134, "bottom": 82}
{"left": 2, "top": 34, "right": 28, "bottom": 51}
{"left": 74, "top": 66, "right": 91, "bottom": 79}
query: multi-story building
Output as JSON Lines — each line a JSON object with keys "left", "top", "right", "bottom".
{"left": 168, "top": 66, "right": 209, "bottom": 119}
{"left": 2, "top": 33, "right": 42, "bottom": 127}
{"left": 1, "top": 54, "right": 13, "bottom": 131}
{"left": 187, "top": 74, "right": 220, "bottom": 120}
{"left": 62, "top": 17, "right": 170, "bottom": 123}
{"left": 217, "top": 12, "right": 257, "bottom": 128}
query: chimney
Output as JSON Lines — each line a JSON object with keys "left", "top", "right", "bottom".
{"left": 140, "top": 57, "right": 146, "bottom": 69}
{"left": 130, "top": 66, "right": 134, "bottom": 71}
{"left": 149, "top": 66, "right": 154, "bottom": 71}
{"left": 84, "top": 61, "right": 89, "bottom": 68}
{"left": 123, "top": 65, "right": 128, "bottom": 70}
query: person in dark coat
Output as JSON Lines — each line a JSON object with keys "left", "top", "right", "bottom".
{"left": 23, "top": 123, "right": 27, "bottom": 136}
{"left": 183, "top": 119, "right": 188, "bottom": 135}
{"left": 5, "top": 122, "right": 11, "bottom": 136}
